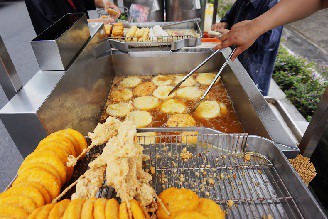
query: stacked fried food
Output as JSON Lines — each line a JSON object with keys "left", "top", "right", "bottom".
{"left": 125, "top": 25, "right": 150, "bottom": 42}
{"left": 27, "top": 198, "right": 148, "bottom": 219}
{"left": 0, "top": 129, "right": 87, "bottom": 218}
{"left": 111, "top": 23, "right": 124, "bottom": 37}
{"left": 157, "top": 188, "right": 225, "bottom": 219}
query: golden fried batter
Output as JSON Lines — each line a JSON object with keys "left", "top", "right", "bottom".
{"left": 49, "top": 199, "right": 71, "bottom": 219}
{"left": 152, "top": 75, "right": 173, "bottom": 86}
{"left": 160, "top": 99, "right": 186, "bottom": 114}
{"left": 111, "top": 89, "right": 133, "bottom": 102}
{"left": 167, "top": 114, "right": 196, "bottom": 127}
{"left": 105, "top": 199, "right": 119, "bottom": 219}
{"left": 0, "top": 195, "right": 37, "bottom": 214}
{"left": 195, "top": 101, "right": 221, "bottom": 119}
{"left": 196, "top": 198, "right": 225, "bottom": 219}
{"left": 176, "top": 87, "right": 203, "bottom": 100}
{"left": 0, "top": 186, "right": 44, "bottom": 208}
{"left": 133, "top": 82, "right": 156, "bottom": 97}
{"left": 173, "top": 211, "right": 208, "bottom": 219}
{"left": 133, "top": 96, "right": 159, "bottom": 111}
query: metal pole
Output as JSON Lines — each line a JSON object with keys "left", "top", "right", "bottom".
{"left": 0, "top": 36, "right": 22, "bottom": 100}
{"left": 299, "top": 87, "right": 328, "bottom": 157}
{"left": 212, "top": 0, "right": 219, "bottom": 25}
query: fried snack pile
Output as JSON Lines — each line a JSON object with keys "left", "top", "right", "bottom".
{"left": 0, "top": 129, "right": 87, "bottom": 218}
{"left": 111, "top": 22, "right": 124, "bottom": 37}
{"left": 27, "top": 198, "right": 148, "bottom": 219}
{"left": 289, "top": 154, "right": 317, "bottom": 186}
{"left": 71, "top": 118, "right": 159, "bottom": 216}
{"left": 157, "top": 188, "right": 225, "bottom": 219}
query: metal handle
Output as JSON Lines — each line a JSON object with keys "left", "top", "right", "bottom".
{"left": 0, "top": 35, "right": 22, "bottom": 100}
{"left": 169, "top": 48, "right": 221, "bottom": 95}
{"left": 161, "top": 18, "right": 202, "bottom": 28}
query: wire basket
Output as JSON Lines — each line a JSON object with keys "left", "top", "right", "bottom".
{"left": 64, "top": 132, "right": 304, "bottom": 218}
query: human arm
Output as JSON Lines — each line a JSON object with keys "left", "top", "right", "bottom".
{"left": 216, "top": 0, "right": 328, "bottom": 61}
{"left": 94, "top": 0, "right": 121, "bottom": 16}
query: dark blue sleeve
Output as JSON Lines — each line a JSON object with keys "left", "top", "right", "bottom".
{"left": 220, "top": 2, "right": 238, "bottom": 28}
{"left": 84, "top": 0, "right": 96, "bottom": 10}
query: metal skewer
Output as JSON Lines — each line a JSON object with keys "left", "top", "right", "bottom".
{"left": 190, "top": 47, "right": 237, "bottom": 112}
{"left": 168, "top": 49, "right": 221, "bottom": 96}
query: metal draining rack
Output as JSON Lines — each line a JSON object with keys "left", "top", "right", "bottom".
{"left": 67, "top": 132, "right": 304, "bottom": 219}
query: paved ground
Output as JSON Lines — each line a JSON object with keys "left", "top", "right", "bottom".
{"left": 0, "top": 1, "right": 326, "bottom": 191}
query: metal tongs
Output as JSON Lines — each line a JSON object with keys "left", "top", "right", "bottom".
{"left": 169, "top": 47, "right": 237, "bottom": 111}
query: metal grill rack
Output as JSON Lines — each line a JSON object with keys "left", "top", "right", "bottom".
{"left": 63, "top": 130, "right": 314, "bottom": 219}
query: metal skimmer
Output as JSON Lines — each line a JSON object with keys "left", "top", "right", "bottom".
{"left": 66, "top": 132, "right": 305, "bottom": 218}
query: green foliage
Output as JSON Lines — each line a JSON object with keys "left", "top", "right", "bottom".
{"left": 208, "top": 0, "right": 234, "bottom": 18}
{"left": 273, "top": 46, "right": 327, "bottom": 121}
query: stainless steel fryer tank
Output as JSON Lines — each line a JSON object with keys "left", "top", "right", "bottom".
{"left": 0, "top": 25, "right": 298, "bottom": 157}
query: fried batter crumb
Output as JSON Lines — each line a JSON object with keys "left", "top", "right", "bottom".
{"left": 150, "top": 166, "right": 156, "bottom": 175}
{"left": 227, "top": 200, "right": 234, "bottom": 208}
{"left": 180, "top": 148, "right": 192, "bottom": 160}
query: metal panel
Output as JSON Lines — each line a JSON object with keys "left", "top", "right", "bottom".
{"left": 0, "top": 36, "right": 22, "bottom": 100}
{"left": 31, "top": 13, "right": 90, "bottom": 71}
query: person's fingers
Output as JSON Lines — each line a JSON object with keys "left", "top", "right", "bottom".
{"left": 218, "top": 29, "right": 229, "bottom": 34}
{"left": 211, "top": 24, "right": 217, "bottom": 31}
{"left": 214, "top": 43, "right": 222, "bottom": 50}
{"left": 230, "top": 47, "right": 244, "bottom": 61}
{"left": 219, "top": 32, "right": 230, "bottom": 43}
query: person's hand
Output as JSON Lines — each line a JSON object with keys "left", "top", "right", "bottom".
{"left": 88, "top": 17, "right": 115, "bottom": 24}
{"left": 94, "top": 0, "right": 121, "bottom": 17}
{"left": 211, "top": 22, "right": 228, "bottom": 31}
{"left": 215, "top": 20, "right": 262, "bottom": 61}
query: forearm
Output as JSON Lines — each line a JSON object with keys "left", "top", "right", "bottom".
{"left": 253, "top": 0, "right": 328, "bottom": 35}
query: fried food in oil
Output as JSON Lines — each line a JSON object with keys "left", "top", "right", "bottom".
{"left": 196, "top": 73, "right": 216, "bottom": 85}
{"left": 126, "top": 26, "right": 138, "bottom": 38}
{"left": 0, "top": 186, "right": 44, "bottom": 208}
{"left": 63, "top": 199, "right": 86, "bottom": 219}
{"left": 152, "top": 75, "right": 173, "bottom": 86}
{"left": 0, "top": 205, "right": 29, "bottom": 218}
{"left": 111, "top": 89, "right": 133, "bottom": 102}
{"left": 157, "top": 188, "right": 200, "bottom": 219}
{"left": 13, "top": 168, "right": 61, "bottom": 200}
{"left": 106, "top": 102, "right": 133, "bottom": 117}
{"left": 48, "top": 199, "right": 71, "bottom": 219}
{"left": 160, "top": 99, "right": 186, "bottom": 114}
{"left": 126, "top": 110, "right": 153, "bottom": 128}
{"left": 133, "top": 82, "right": 156, "bottom": 97}
{"left": 196, "top": 198, "right": 225, "bottom": 219}
{"left": 80, "top": 198, "right": 97, "bottom": 219}
{"left": 0, "top": 195, "right": 37, "bottom": 214}
{"left": 105, "top": 199, "right": 119, "bottom": 219}
{"left": 153, "top": 86, "right": 176, "bottom": 99}
{"left": 195, "top": 101, "right": 221, "bottom": 119}
{"left": 167, "top": 114, "right": 196, "bottom": 127}
{"left": 133, "top": 96, "right": 159, "bottom": 111}
{"left": 120, "top": 76, "right": 142, "bottom": 88}
{"left": 173, "top": 211, "right": 208, "bottom": 219}
{"left": 176, "top": 87, "right": 203, "bottom": 100}
{"left": 174, "top": 75, "right": 196, "bottom": 87}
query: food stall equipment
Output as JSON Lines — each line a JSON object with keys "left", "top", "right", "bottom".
{"left": 123, "top": 0, "right": 164, "bottom": 22}
{"left": 0, "top": 15, "right": 327, "bottom": 218}
{"left": 0, "top": 21, "right": 298, "bottom": 157}
{"left": 165, "top": 0, "right": 204, "bottom": 22}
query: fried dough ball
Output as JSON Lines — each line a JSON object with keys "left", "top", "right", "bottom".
{"left": 80, "top": 198, "right": 97, "bottom": 219}
{"left": 157, "top": 188, "right": 200, "bottom": 219}
{"left": 111, "top": 89, "right": 133, "bottom": 102}
{"left": 167, "top": 114, "right": 196, "bottom": 127}
{"left": 63, "top": 199, "right": 86, "bottom": 219}
{"left": 160, "top": 99, "right": 186, "bottom": 114}
{"left": 196, "top": 73, "right": 216, "bottom": 85}
{"left": 94, "top": 198, "right": 107, "bottom": 219}
{"left": 126, "top": 111, "right": 152, "bottom": 128}
{"left": 49, "top": 199, "right": 71, "bottom": 219}
{"left": 131, "top": 199, "right": 149, "bottom": 219}
{"left": 173, "top": 211, "right": 208, "bottom": 219}
{"left": 120, "top": 77, "right": 142, "bottom": 88}
{"left": 105, "top": 199, "right": 119, "bottom": 219}
{"left": 133, "top": 82, "right": 156, "bottom": 96}
{"left": 133, "top": 96, "right": 159, "bottom": 111}
{"left": 153, "top": 86, "right": 175, "bottom": 99}
{"left": 0, "top": 195, "right": 37, "bottom": 214}
{"left": 195, "top": 101, "right": 221, "bottom": 119}
{"left": 119, "top": 202, "right": 129, "bottom": 219}
{"left": 35, "top": 203, "right": 56, "bottom": 218}
{"left": 0, "top": 206, "right": 29, "bottom": 218}
{"left": 137, "top": 132, "right": 157, "bottom": 144}
{"left": 196, "top": 198, "right": 225, "bottom": 219}
{"left": 181, "top": 131, "right": 198, "bottom": 144}
{"left": 174, "top": 75, "right": 197, "bottom": 87}
{"left": 152, "top": 75, "right": 173, "bottom": 86}
{"left": 106, "top": 102, "right": 133, "bottom": 117}
{"left": 176, "top": 87, "right": 203, "bottom": 100}
{"left": 0, "top": 186, "right": 44, "bottom": 208}
{"left": 13, "top": 168, "right": 61, "bottom": 200}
